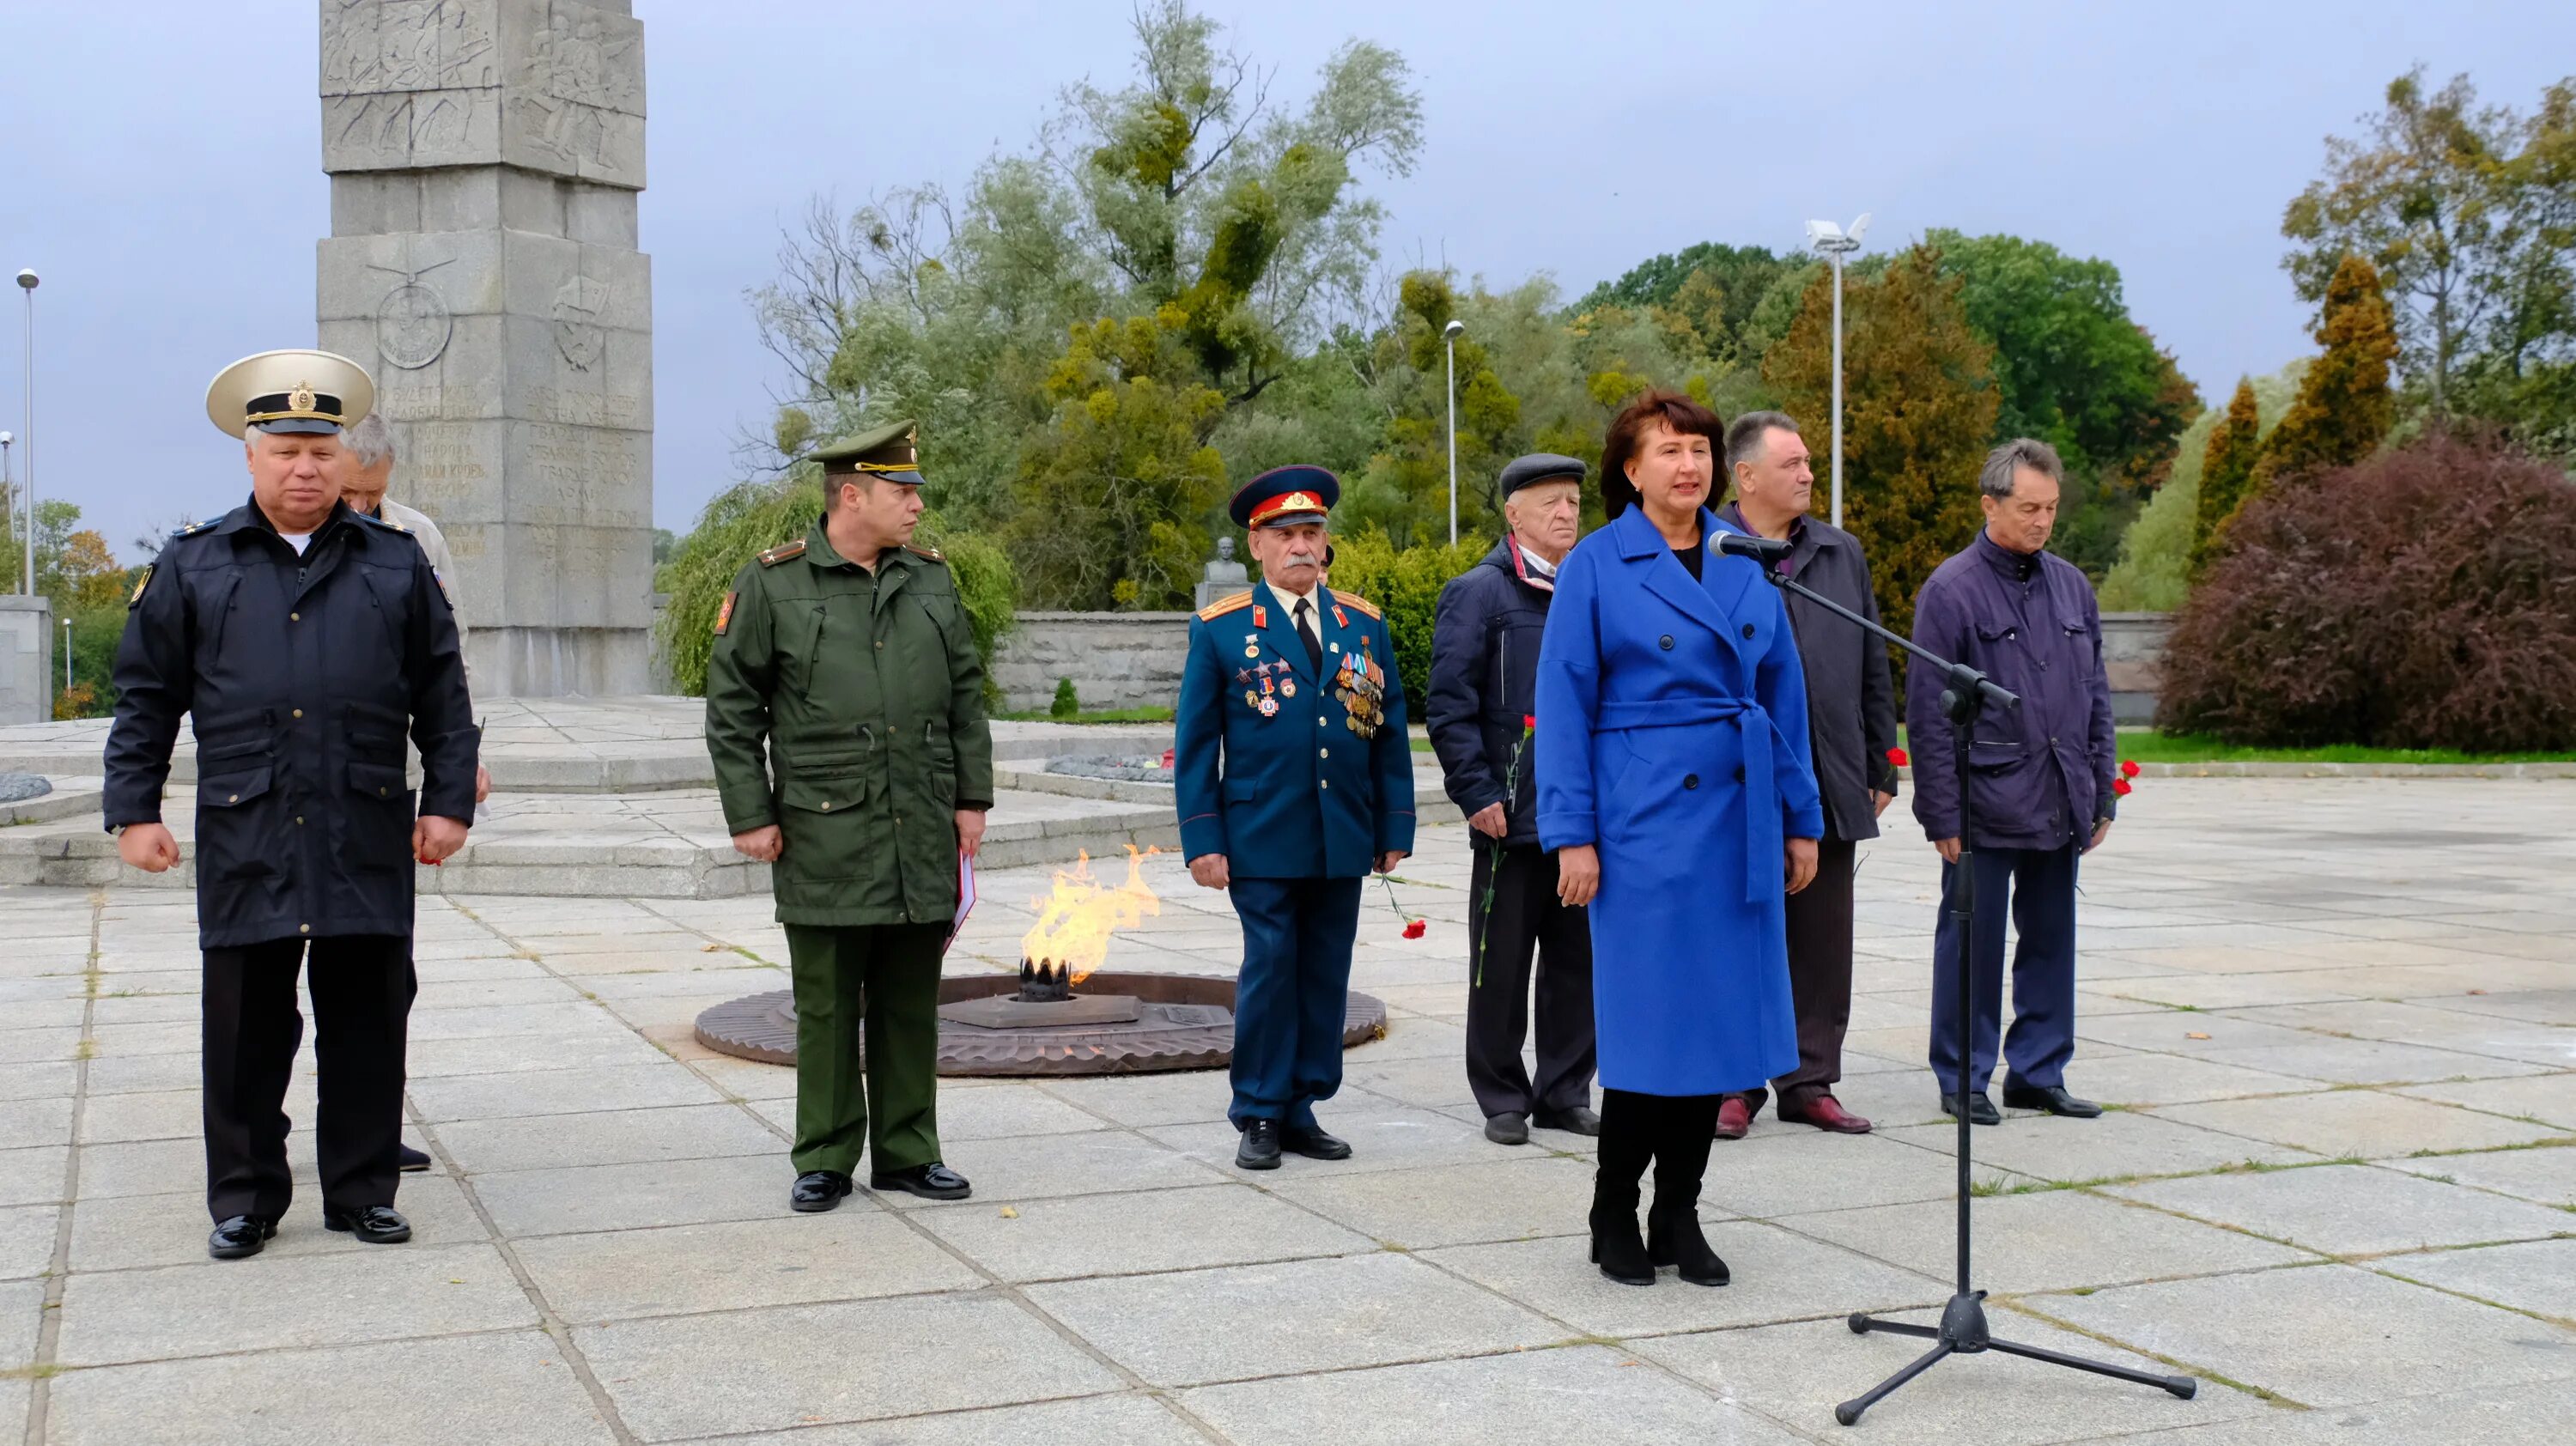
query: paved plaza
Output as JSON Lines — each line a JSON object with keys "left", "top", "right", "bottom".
{"left": 1, "top": 770, "right": 2571, "bottom": 1443}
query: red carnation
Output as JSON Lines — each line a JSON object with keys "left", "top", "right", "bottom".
{"left": 2120, "top": 758, "right": 2140, "bottom": 778}
{"left": 1522, "top": 714, "right": 1536, "bottom": 731}
{"left": 1402, "top": 919, "right": 1426, "bottom": 939}
{"left": 2112, "top": 777, "right": 2134, "bottom": 797}
{"left": 1162, "top": 747, "right": 1176, "bottom": 769}
{"left": 1886, "top": 746, "right": 1910, "bottom": 768}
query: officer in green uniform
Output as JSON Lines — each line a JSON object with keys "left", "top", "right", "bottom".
{"left": 702, "top": 418, "right": 993, "bottom": 1212}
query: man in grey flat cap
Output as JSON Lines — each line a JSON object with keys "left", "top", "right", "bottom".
{"left": 1428, "top": 454, "right": 1598, "bottom": 1145}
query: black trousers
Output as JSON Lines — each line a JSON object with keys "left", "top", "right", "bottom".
{"left": 202, "top": 934, "right": 416, "bottom": 1223}
{"left": 1735, "top": 836, "right": 1857, "bottom": 1119}
{"left": 1465, "top": 842, "right": 1596, "bottom": 1121}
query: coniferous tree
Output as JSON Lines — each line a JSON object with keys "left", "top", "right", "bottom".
{"left": 2253, "top": 254, "right": 2399, "bottom": 490}
{"left": 2192, "top": 379, "right": 2263, "bottom": 568}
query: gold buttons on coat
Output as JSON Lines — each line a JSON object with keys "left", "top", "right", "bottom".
{"left": 298, "top": 924, "right": 311, "bottom": 934}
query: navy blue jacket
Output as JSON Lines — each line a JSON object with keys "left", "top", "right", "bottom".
{"left": 1426, "top": 537, "right": 1550, "bottom": 847}
{"left": 1174, "top": 580, "right": 1417, "bottom": 878}
{"left": 1906, "top": 531, "right": 2117, "bottom": 849}
{"left": 106, "top": 497, "right": 477, "bottom": 948}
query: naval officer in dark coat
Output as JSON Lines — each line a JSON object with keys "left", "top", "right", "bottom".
{"left": 1174, "top": 466, "right": 1416, "bottom": 1170}
{"left": 106, "top": 349, "right": 477, "bottom": 1260}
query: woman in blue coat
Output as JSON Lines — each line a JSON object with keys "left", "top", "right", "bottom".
{"left": 1536, "top": 390, "right": 1824, "bottom": 1287}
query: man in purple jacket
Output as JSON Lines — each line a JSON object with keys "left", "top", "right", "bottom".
{"left": 1907, "top": 439, "right": 2117, "bottom": 1127}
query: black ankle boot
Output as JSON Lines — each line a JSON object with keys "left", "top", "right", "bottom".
{"left": 1646, "top": 1201, "right": 1730, "bottom": 1286}
{"left": 1589, "top": 1197, "right": 1654, "bottom": 1286}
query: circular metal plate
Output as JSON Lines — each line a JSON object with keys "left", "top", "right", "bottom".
{"left": 693, "top": 970, "right": 1389, "bottom": 1078}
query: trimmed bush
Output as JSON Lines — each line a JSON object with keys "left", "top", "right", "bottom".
{"left": 1321, "top": 529, "right": 1492, "bottom": 724}
{"left": 1050, "top": 677, "right": 1080, "bottom": 720}
{"left": 2156, "top": 434, "right": 2576, "bottom": 750}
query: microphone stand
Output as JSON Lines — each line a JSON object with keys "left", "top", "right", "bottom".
{"left": 1739, "top": 550, "right": 2198, "bottom": 1427}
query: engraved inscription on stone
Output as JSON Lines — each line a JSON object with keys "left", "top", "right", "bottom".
{"left": 551, "top": 275, "right": 606, "bottom": 370}
{"left": 526, "top": 386, "right": 641, "bottom": 428}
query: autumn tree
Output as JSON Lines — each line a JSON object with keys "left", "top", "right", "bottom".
{"left": 2193, "top": 379, "right": 2263, "bottom": 568}
{"left": 1764, "top": 246, "right": 1999, "bottom": 638}
{"left": 2253, "top": 253, "right": 2399, "bottom": 489}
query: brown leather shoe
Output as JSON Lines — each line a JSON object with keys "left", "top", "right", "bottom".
{"left": 1715, "top": 1096, "right": 1752, "bottom": 1140}
{"left": 1780, "top": 1094, "right": 1873, "bottom": 1134}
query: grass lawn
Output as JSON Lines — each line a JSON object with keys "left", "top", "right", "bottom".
{"left": 995, "top": 707, "right": 1176, "bottom": 724}
{"left": 1892, "top": 725, "right": 2574, "bottom": 767}
{"left": 2111, "top": 729, "right": 2576, "bottom": 767}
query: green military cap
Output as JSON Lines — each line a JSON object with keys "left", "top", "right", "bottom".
{"left": 812, "top": 417, "right": 924, "bottom": 487}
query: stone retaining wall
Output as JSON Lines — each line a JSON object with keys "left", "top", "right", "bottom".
{"left": 2102, "top": 612, "right": 2172, "bottom": 726}
{"left": 993, "top": 611, "right": 1194, "bottom": 714}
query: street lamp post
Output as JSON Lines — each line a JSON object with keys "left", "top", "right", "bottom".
{"left": 0, "top": 432, "right": 13, "bottom": 594}
{"left": 1802, "top": 216, "right": 1869, "bottom": 529}
{"left": 61, "top": 618, "right": 70, "bottom": 696}
{"left": 16, "top": 270, "right": 36, "bottom": 602}
{"left": 1443, "top": 319, "right": 1464, "bottom": 547}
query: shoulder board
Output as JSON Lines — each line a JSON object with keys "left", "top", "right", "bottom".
{"left": 168, "top": 519, "right": 217, "bottom": 540}
{"left": 902, "top": 544, "right": 945, "bottom": 563}
{"left": 1328, "top": 588, "right": 1382, "bottom": 621}
{"left": 354, "top": 511, "right": 410, "bottom": 533}
{"left": 1196, "top": 590, "right": 1255, "bottom": 623}
{"left": 757, "top": 538, "right": 807, "bottom": 567}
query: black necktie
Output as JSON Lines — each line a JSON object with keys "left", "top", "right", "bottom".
{"left": 1295, "top": 598, "right": 1323, "bottom": 671}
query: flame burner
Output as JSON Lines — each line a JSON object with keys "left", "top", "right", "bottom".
{"left": 1018, "top": 957, "right": 1074, "bottom": 1003}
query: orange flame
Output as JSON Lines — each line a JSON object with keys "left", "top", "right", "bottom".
{"left": 1020, "top": 846, "right": 1163, "bottom": 986}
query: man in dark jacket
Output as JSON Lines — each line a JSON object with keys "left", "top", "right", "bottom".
{"left": 108, "top": 349, "right": 477, "bottom": 1260}
{"left": 1909, "top": 438, "right": 2117, "bottom": 1127}
{"left": 1428, "top": 453, "right": 1597, "bottom": 1146}
{"left": 1713, "top": 413, "right": 1899, "bottom": 1139}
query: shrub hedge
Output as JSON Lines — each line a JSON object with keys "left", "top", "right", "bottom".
{"left": 2156, "top": 434, "right": 2576, "bottom": 751}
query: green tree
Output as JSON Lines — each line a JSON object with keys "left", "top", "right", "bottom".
{"left": 2458, "top": 77, "right": 2576, "bottom": 453}
{"left": 1346, "top": 272, "right": 1523, "bottom": 545}
{"left": 2192, "top": 379, "right": 2263, "bottom": 568}
{"left": 1005, "top": 309, "right": 1228, "bottom": 610}
{"left": 2253, "top": 253, "right": 2399, "bottom": 489}
{"left": 1925, "top": 229, "right": 2199, "bottom": 575}
{"left": 2281, "top": 68, "right": 2516, "bottom": 413}
{"left": 1764, "top": 246, "right": 1999, "bottom": 639}
{"left": 2101, "top": 362, "right": 2306, "bottom": 611}
{"left": 1573, "top": 241, "right": 1793, "bottom": 366}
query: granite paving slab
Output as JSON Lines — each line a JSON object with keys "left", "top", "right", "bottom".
{"left": 2371, "top": 1236, "right": 2576, "bottom": 1321}
{"left": 1783, "top": 1188, "right": 2320, "bottom": 1296}
{"left": 421, "top": 1103, "right": 781, "bottom": 1175}
{"left": 404, "top": 1062, "right": 730, "bottom": 1122}
{"left": 469, "top": 1154, "right": 799, "bottom": 1238}
{"left": 0, "top": 1201, "right": 57, "bottom": 1281}
{"left": 2154, "top": 1090, "right": 2567, "bottom": 1159}
{"left": 1637, "top": 1313, "right": 2264, "bottom": 1443}
{"left": 2397, "top": 1072, "right": 2576, "bottom": 1131}
{"left": 1698, "top": 1130, "right": 2037, "bottom": 1219}
{"left": 1882, "top": 1109, "right": 2325, "bottom": 1186}
{"left": 2111, "top": 1161, "right": 2576, "bottom": 1257}
{"left": 54, "top": 1242, "right": 538, "bottom": 1365}
{"left": 1261, "top": 1154, "right": 1604, "bottom": 1250}
{"left": 2026, "top": 1263, "right": 2576, "bottom": 1408}
{"left": 1180, "top": 1344, "right": 1814, "bottom": 1446}
{"left": 2091, "top": 1381, "right": 2576, "bottom": 1446}
{"left": 68, "top": 1177, "right": 487, "bottom": 1273}
{"left": 690, "top": 1394, "right": 1214, "bottom": 1446}
{"left": 2391, "top": 1142, "right": 2576, "bottom": 1207}
{"left": 917, "top": 1182, "right": 1376, "bottom": 1282}
{"left": 574, "top": 1294, "right": 1127, "bottom": 1443}
{"left": 1022, "top": 1250, "right": 1564, "bottom": 1388}
{"left": 41, "top": 1330, "right": 619, "bottom": 1446}
{"left": 513, "top": 1210, "right": 984, "bottom": 1322}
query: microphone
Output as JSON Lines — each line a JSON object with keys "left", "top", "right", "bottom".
{"left": 1714, "top": 532, "right": 1793, "bottom": 564}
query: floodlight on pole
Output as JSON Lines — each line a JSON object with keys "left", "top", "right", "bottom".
{"left": 1443, "top": 319, "right": 1465, "bottom": 547}
{"left": 1803, "top": 215, "right": 1868, "bottom": 529}
{"left": 16, "top": 270, "right": 35, "bottom": 604}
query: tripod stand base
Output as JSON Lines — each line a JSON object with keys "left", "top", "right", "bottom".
{"left": 1834, "top": 1291, "right": 2196, "bottom": 1426}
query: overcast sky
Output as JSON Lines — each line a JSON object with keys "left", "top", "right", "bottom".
{"left": 3, "top": 0, "right": 2572, "bottom": 561}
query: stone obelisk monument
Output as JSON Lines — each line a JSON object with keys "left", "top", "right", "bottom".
{"left": 317, "top": 0, "right": 653, "bottom": 695}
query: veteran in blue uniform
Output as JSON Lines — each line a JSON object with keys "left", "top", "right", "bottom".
{"left": 1175, "top": 467, "right": 1416, "bottom": 1170}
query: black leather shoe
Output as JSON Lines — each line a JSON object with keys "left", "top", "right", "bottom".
{"left": 208, "top": 1215, "right": 276, "bottom": 1261}
{"left": 790, "top": 1170, "right": 854, "bottom": 1212}
{"left": 1533, "top": 1105, "right": 1601, "bottom": 1137}
{"left": 871, "top": 1162, "right": 972, "bottom": 1200}
{"left": 2003, "top": 1083, "right": 2104, "bottom": 1118}
{"left": 1484, "top": 1112, "right": 1530, "bottom": 1145}
{"left": 1236, "top": 1119, "right": 1283, "bottom": 1170}
{"left": 1941, "top": 1091, "right": 2003, "bottom": 1127}
{"left": 398, "top": 1143, "right": 433, "bottom": 1173}
{"left": 321, "top": 1205, "right": 412, "bottom": 1244}
{"left": 1281, "top": 1124, "right": 1352, "bottom": 1161}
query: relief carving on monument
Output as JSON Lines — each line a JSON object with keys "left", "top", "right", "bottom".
{"left": 505, "top": 4, "right": 645, "bottom": 181}
{"left": 322, "top": 0, "right": 501, "bottom": 96}
{"left": 369, "top": 254, "right": 456, "bottom": 369}
{"left": 551, "top": 275, "right": 608, "bottom": 371}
